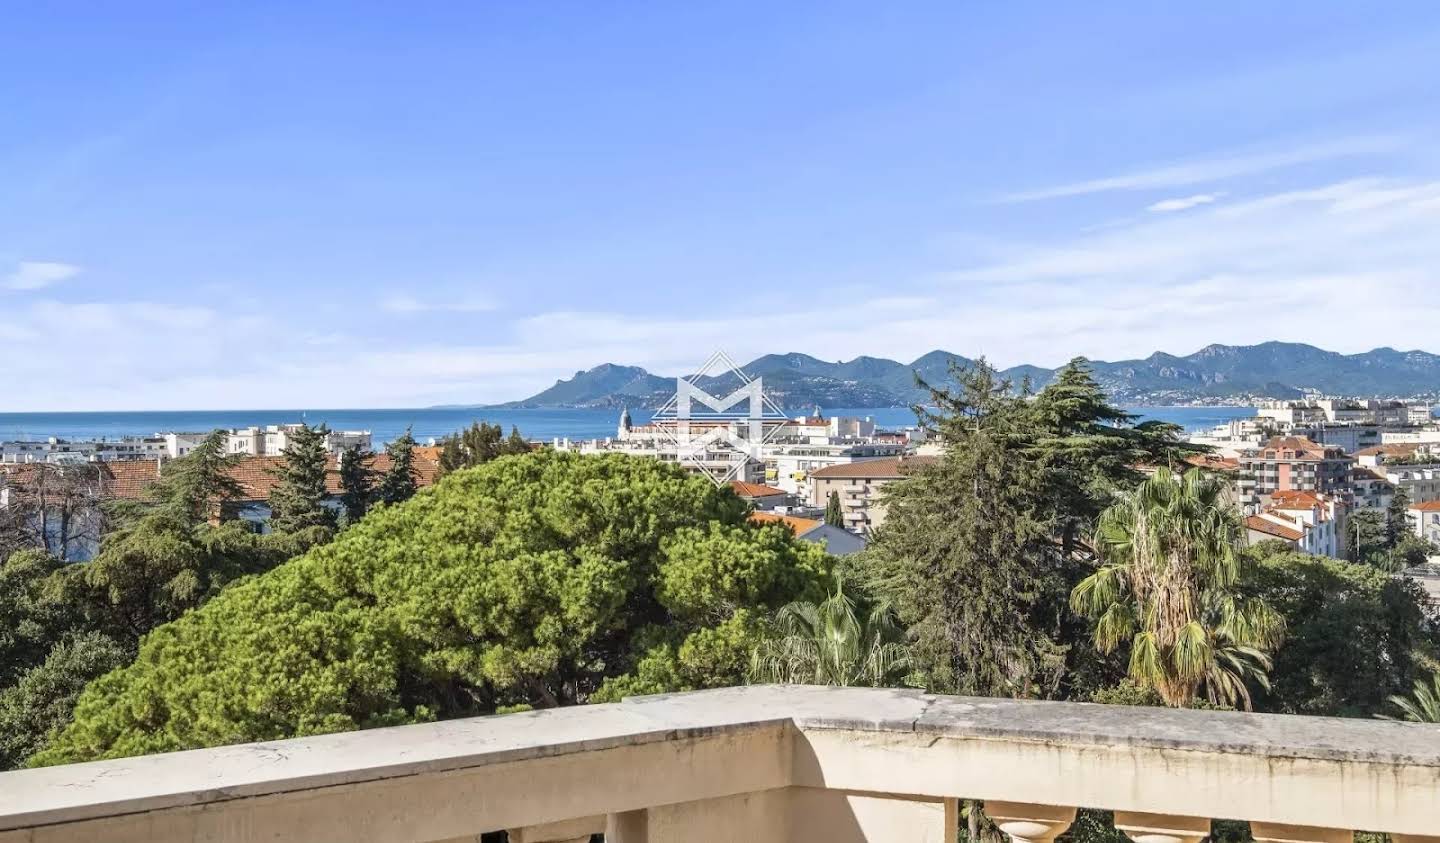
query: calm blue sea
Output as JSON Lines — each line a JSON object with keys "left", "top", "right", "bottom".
{"left": 0, "top": 406, "right": 1255, "bottom": 446}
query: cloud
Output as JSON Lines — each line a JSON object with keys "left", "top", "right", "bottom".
{"left": 6, "top": 173, "right": 1439, "bottom": 411}
{"left": 4, "top": 261, "right": 81, "bottom": 291}
{"left": 999, "top": 135, "right": 1402, "bottom": 202}
{"left": 1147, "top": 192, "right": 1224, "bottom": 213}
{"left": 380, "top": 294, "right": 496, "bottom": 314}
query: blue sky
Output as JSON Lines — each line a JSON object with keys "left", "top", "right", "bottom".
{"left": 3, "top": 2, "right": 1439, "bottom": 410}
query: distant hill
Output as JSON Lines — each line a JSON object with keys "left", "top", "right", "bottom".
{"left": 479, "top": 343, "right": 1440, "bottom": 410}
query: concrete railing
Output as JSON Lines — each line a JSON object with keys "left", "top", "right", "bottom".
{"left": 2, "top": 685, "right": 1438, "bottom": 843}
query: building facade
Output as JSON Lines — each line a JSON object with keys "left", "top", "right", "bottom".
{"left": 808, "top": 456, "right": 934, "bottom": 536}
{"left": 1237, "top": 436, "right": 1353, "bottom": 509}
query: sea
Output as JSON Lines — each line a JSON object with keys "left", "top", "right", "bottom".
{"left": 0, "top": 406, "right": 1256, "bottom": 446}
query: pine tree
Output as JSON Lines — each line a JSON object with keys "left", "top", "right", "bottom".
{"left": 1385, "top": 487, "right": 1412, "bottom": 551}
{"left": 146, "top": 429, "right": 244, "bottom": 524}
{"left": 824, "top": 491, "right": 844, "bottom": 528}
{"left": 377, "top": 429, "right": 418, "bottom": 505}
{"left": 436, "top": 422, "right": 529, "bottom": 477}
{"left": 337, "top": 446, "right": 376, "bottom": 525}
{"left": 1028, "top": 358, "right": 1205, "bottom": 558}
{"left": 858, "top": 359, "right": 1072, "bottom": 698}
{"left": 267, "top": 423, "right": 335, "bottom": 534}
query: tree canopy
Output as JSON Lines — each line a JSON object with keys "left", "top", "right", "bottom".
{"left": 860, "top": 361, "right": 1073, "bottom": 698}
{"left": 267, "top": 423, "right": 336, "bottom": 535}
{"left": 1071, "top": 467, "right": 1283, "bottom": 709}
{"left": 33, "top": 450, "right": 830, "bottom": 765}
{"left": 1244, "top": 549, "right": 1435, "bottom": 717}
{"left": 437, "top": 422, "right": 531, "bottom": 477}
{"left": 376, "top": 428, "right": 418, "bottom": 505}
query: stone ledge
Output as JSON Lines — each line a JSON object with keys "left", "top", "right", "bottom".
{"left": 4, "top": 684, "right": 1439, "bottom": 835}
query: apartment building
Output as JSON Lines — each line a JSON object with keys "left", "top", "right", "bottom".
{"left": 808, "top": 455, "right": 935, "bottom": 535}
{"left": 1237, "top": 436, "right": 1353, "bottom": 509}
{"left": 0, "top": 436, "right": 171, "bottom": 464}
{"left": 225, "top": 424, "right": 372, "bottom": 458}
{"left": 1409, "top": 500, "right": 1440, "bottom": 545}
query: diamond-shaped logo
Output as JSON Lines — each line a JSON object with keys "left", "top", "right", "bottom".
{"left": 650, "top": 351, "right": 790, "bottom": 486}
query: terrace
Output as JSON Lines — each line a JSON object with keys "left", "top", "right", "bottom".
{"left": 1, "top": 685, "right": 1436, "bottom": 843}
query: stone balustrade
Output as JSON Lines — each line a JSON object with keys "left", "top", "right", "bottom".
{"left": 1, "top": 685, "right": 1437, "bottom": 842}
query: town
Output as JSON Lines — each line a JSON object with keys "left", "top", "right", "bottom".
{"left": 6, "top": 393, "right": 1439, "bottom": 586}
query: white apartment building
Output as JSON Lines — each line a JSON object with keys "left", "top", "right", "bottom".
{"left": 763, "top": 442, "right": 906, "bottom": 499}
{"left": 1187, "top": 417, "right": 1269, "bottom": 457}
{"left": 0, "top": 436, "right": 170, "bottom": 464}
{"left": 225, "top": 424, "right": 372, "bottom": 457}
{"left": 1409, "top": 500, "right": 1440, "bottom": 545}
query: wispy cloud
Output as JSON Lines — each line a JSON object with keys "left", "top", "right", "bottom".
{"left": 1147, "top": 192, "right": 1224, "bottom": 213}
{"left": 380, "top": 294, "right": 496, "bottom": 314}
{"left": 4, "top": 261, "right": 81, "bottom": 291}
{"left": 999, "top": 135, "right": 1403, "bottom": 203}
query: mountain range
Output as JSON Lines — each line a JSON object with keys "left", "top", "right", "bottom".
{"left": 484, "top": 342, "right": 1440, "bottom": 410}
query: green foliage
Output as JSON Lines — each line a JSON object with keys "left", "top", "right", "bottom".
{"left": 377, "top": 428, "right": 418, "bottom": 505}
{"left": 0, "top": 632, "right": 130, "bottom": 769}
{"left": 1027, "top": 358, "right": 1205, "bottom": 557}
{"left": 437, "top": 422, "right": 531, "bottom": 477}
{"left": 83, "top": 514, "right": 315, "bottom": 639}
{"left": 1246, "top": 549, "right": 1435, "bottom": 717}
{"left": 1089, "top": 678, "right": 1164, "bottom": 707}
{"left": 1347, "top": 509, "right": 1388, "bottom": 567}
{"left": 1351, "top": 495, "right": 1435, "bottom": 572}
{"left": 337, "top": 445, "right": 377, "bottom": 525}
{"left": 749, "top": 576, "right": 912, "bottom": 687}
{"left": 824, "top": 491, "right": 844, "bottom": 528}
{"left": 148, "top": 430, "right": 245, "bottom": 524}
{"left": 267, "top": 423, "right": 337, "bottom": 535}
{"left": 859, "top": 360, "right": 1073, "bottom": 698}
{"left": 1385, "top": 487, "right": 1413, "bottom": 552}
{"left": 0, "top": 551, "right": 79, "bottom": 687}
{"left": 1071, "top": 467, "right": 1283, "bottom": 709}
{"left": 1384, "top": 672, "right": 1440, "bottom": 722}
{"left": 34, "top": 451, "right": 829, "bottom": 764}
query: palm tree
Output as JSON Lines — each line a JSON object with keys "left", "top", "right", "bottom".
{"left": 1071, "top": 467, "right": 1283, "bottom": 709}
{"left": 1383, "top": 673, "right": 1440, "bottom": 722}
{"left": 749, "top": 577, "right": 911, "bottom": 687}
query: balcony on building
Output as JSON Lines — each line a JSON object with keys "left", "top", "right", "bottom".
{"left": 1, "top": 685, "right": 1436, "bottom": 843}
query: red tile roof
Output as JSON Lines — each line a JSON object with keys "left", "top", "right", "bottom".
{"left": 1269, "top": 490, "right": 1325, "bottom": 508}
{"left": 808, "top": 455, "right": 936, "bottom": 479}
{"left": 1412, "top": 500, "right": 1440, "bottom": 512}
{"left": 729, "top": 481, "right": 788, "bottom": 499}
{"left": 91, "top": 452, "right": 441, "bottom": 503}
{"left": 1184, "top": 454, "right": 1240, "bottom": 472}
{"left": 1246, "top": 515, "right": 1305, "bottom": 542}
{"left": 1356, "top": 444, "right": 1420, "bottom": 457}
{"left": 1252, "top": 436, "right": 1346, "bottom": 461}
{"left": 749, "top": 512, "right": 822, "bottom": 535}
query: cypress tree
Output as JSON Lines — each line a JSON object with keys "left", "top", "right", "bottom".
{"left": 267, "top": 423, "right": 335, "bottom": 534}
{"left": 338, "top": 446, "right": 376, "bottom": 525}
{"left": 824, "top": 491, "right": 844, "bottom": 527}
{"left": 1385, "top": 487, "right": 1412, "bottom": 550}
{"left": 505, "top": 426, "right": 530, "bottom": 455}
{"left": 378, "top": 429, "right": 418, "bottom": 505}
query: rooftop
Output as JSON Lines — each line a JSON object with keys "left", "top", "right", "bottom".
{"left": 750, "top": 511, "right": 823, "bottom": 535}
{"left": 1245, "top": 514, "right": 1305, "bottom": 542}
{"left": 808, "top": 455, "right": 936, "bottom": 479}
{"left": 729, "top": 481, "right": 789, "bottom": 498}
